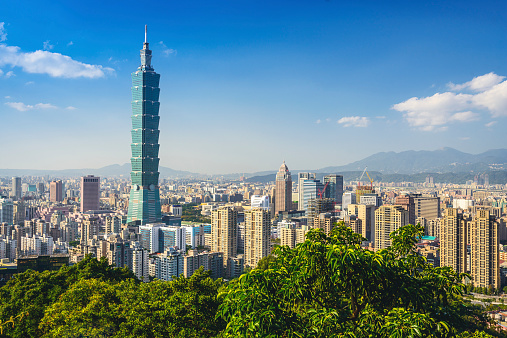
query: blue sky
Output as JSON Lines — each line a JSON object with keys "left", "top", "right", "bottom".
{"left": 1, "top": 0, "right": 506, "bottom": 174}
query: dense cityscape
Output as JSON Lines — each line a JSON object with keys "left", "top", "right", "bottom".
{"left": 2, "top": 1, "right": 507, "bottom": 337}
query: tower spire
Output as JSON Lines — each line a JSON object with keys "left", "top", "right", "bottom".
{"left": 140, "top": 25, "right": 152, "bottom": 69}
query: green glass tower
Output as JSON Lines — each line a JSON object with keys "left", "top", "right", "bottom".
{"left": 127, "top": 26, "right": 162, "bottom": 225}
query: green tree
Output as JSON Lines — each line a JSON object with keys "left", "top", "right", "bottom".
{"left": 217, "top": 223, "right": 498, "bottom": 337}
{"left": 39, "top": 268, "right": 225, "bottom": 338}
{"left": 0, "top": 255, "right": 136, "bottom": 338}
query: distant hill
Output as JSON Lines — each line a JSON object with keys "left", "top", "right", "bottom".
{"left": 244, "top": 170, "right": 507, "bottom": 185}
{"left": 317, "top": 148, "right": 507, "bottom": 174}
{"left": 0, "top": 164, "right": 196, "bottom": 178}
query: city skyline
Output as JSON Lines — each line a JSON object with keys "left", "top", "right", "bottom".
{"left": 1, "top": 1, "right": 506, "bottom": 174}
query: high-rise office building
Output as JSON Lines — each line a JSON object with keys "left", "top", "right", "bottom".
{"left": 211, "top": 207, "right": 237, "bottom": 277}
{"left": 440, "top": 208, "right": 467, "bottom": 274}
{"left": 37, "top": 182, "right": 45, "bottom": 195}
{"left": 301, "top": 179, "right": 324, "bottom": 213}
{"left": 342, "top": 192, "right": 356, "bottom": 211}
{"left": 395, "top": 194, "right": 416, "bottom": 225}
{"left": 395, "top": 193, "right": 440, "bottom": 225}
{"left": 49, "top": 180, "right": 63, "bottom": 203}
{"left": 0, "top": 198, "right": 14, "bottom": 225}
{"left": 11, "top": 177, "right": 21, "bottom": 200}
{"left": 324, "top": 174, "right": 343, "bottom": 205}
{"left": 127, "top": 27, "right": 162, "bottom": 225}
{"left": 244, "top": 208, "right": 270, "bottom": 268}
{"left": 275, "top": 162, "right": 292, "bottom": 215}
{"left": 298, "top": 172, "right": 316, "bottom": 211}
{"left": 80, "top": 175, "right": 100, "bottom": 212}
{"left": 348, "top": 203, "right": 375, "bottom": 242}
{"left": 470, "top": 209, "right": 499, "bottom": 289}
{"left": 251, "top": 195, "right": 270, "bottom": 210}
{"left": 374, "top": 205, "right": 409, "bottom": 250}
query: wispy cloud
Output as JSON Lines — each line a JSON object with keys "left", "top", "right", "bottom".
{"left": 4, "top": 71, "right": 14, "bottom": 78}
{"left": 158, "top": 41, "right": 176, "bottom": 56}
{"left": 5, "top": 102, "right": 58, "bottom": 112}
{"left": 460, "top": 137, "right": 470, "bottom": 140}
{"left": 337, "top": 116, "right": 369, "bottom": 128}
{"left": 66, "top": 106, "right": 77, "bottom": 110}
{"left": 43, "top": 40, "right": 54, "bottom": 51}
{"left": 67, "top": 41, "right": 73, "bottom": 46}
{"left": 392, "top": 72, "right": 507, "bottom": 131}
{"left": 0, "top": 44, "right": 114, "bottom": 78}
{"left": 315, "top": 119, "right": 321, "bottom": 124}
{"left": 0, "top": 22, "right": 6, "bottom": 42}
{"left": 25, "top": 81, "right": 34, "bottom": 85}
{"left": 448, "top": 72, "right": 505, "bottom": 92}
{"left": 485, "top": 121, "right": 497, "bottom": 127}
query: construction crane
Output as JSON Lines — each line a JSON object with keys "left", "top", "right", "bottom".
{"left": 366, "top": 171, "right": 374, "bottom": 189}
{"left": 317, "top": 181, "right": 330, "bottom": 199}
{"left": 357, "top": 166, "right": 367, "bottom": 187}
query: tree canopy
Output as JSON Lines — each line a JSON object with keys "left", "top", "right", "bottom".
{"left": 0, "top": 224, "right": 503, "bottom": 337}
{"left": 218, "top": 223, "right": 501, "bottom": 337}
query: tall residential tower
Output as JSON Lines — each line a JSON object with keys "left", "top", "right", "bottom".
{"left": 127, "top": 26, "right": 162, "bottom": 225}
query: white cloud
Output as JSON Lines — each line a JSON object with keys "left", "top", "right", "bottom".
{"left": 4, "top": 71, "right": 14, "bottom": 78}
{"left": 337, "top": 116, "right": 369, "bottom": 128}
{"left": 4, "top": 95, "right": 10, "bottom": 99}
{"left": 66, "top": 106, "right": 77, "bottom": 110}
{"left": 485, "top": 121, "right": 497, "bottom": 127}
{"left": 393, "top": 72, "right": 507, "bottom": 131}
{"left": 0, "top": 44, "right": 114, "bottom": 78}
{"left": 315, "top": 119, "right": 321, "bottom": 124}
{"left": 5, "top": 102, "right": 57, "bottom": 111}
{"left": 67, "top": 41, "right": 73, "bottom": 46}
{"left": 0, "top": 22, "right": 6, "bottom": 42}
{"left": 158, "top": 41, "right": 176, "bottom": 56}
{"left": 43, "top": 40, "right": 54, "bottom": 51}
{"left": 376, "top": 115, "right": 386, "bottom": 119}
{"left": 25, "top": 81, "right": 34, "bottom": 85}
{"left": 448, "top": 72, "right": 505, "bottom": 92}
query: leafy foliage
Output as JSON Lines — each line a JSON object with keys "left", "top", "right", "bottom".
{"left": 0, "top": 255, "right": 136, "bottom": 338}
{"left": 217, "top": 223, "right": 501, "bottom": 337}
{"left": 39, "top": 267, "right": 224, "bottom": 338}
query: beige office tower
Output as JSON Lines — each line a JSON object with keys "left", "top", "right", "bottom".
{"left": 275, "top": 161, "right": 292, "bottom": 215}
{"left": 374, "top": 205, "right": 409, "bottom": 250}
{"left": 470, "top": 209, "right": 499, "bottom": 289}
{"left": 440, "top": 208, "right": 467, "bottom": 274}
{"left": 244, "top": 208, "right": 271, "bottom": 268}
{"left": 211, "top": 207, "right": 238, "bottom": 278}
{"left": 280, "top": 224, "right": 309, "bottom": 249}
{"left": 348, "top": 204, "right": 375, "bottom": 242}
{"left": 415, "top": 196, "right": 440, "bottom": 220}
{"left": 313, "top": 213, "right": 338, "bottom": 235}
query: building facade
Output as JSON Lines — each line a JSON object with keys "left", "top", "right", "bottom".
{"left": 374, "top": 205, "right": 409, "bottom": 250}
{"left": 324, "top": 174, "right": 343, "bottom": 205}
{"left": 275, "top": 162, "right": 292, "bottom": 215}
{"left": 127, "top": 28, "right": 162, "bottom": 225}
{"left": 244, "top": 208, "right": 270, "bottom": 268}
{"left": 80, "top": 175, "right": 100, "bottom": 212}
{"left": 211, "top": 207, "right": 237, "bottom": 278}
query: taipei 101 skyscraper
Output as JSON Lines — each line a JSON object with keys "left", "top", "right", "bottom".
{"left": 127, "top": 26, "right": 162, "bottom": 225}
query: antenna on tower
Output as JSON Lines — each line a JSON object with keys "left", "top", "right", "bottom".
{"left": 144, "top": 25, "right": 147, "bottom": 43}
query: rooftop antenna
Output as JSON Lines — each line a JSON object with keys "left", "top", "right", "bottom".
{"left": 144, "top": 25, "right": 147, "bottom": 43}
